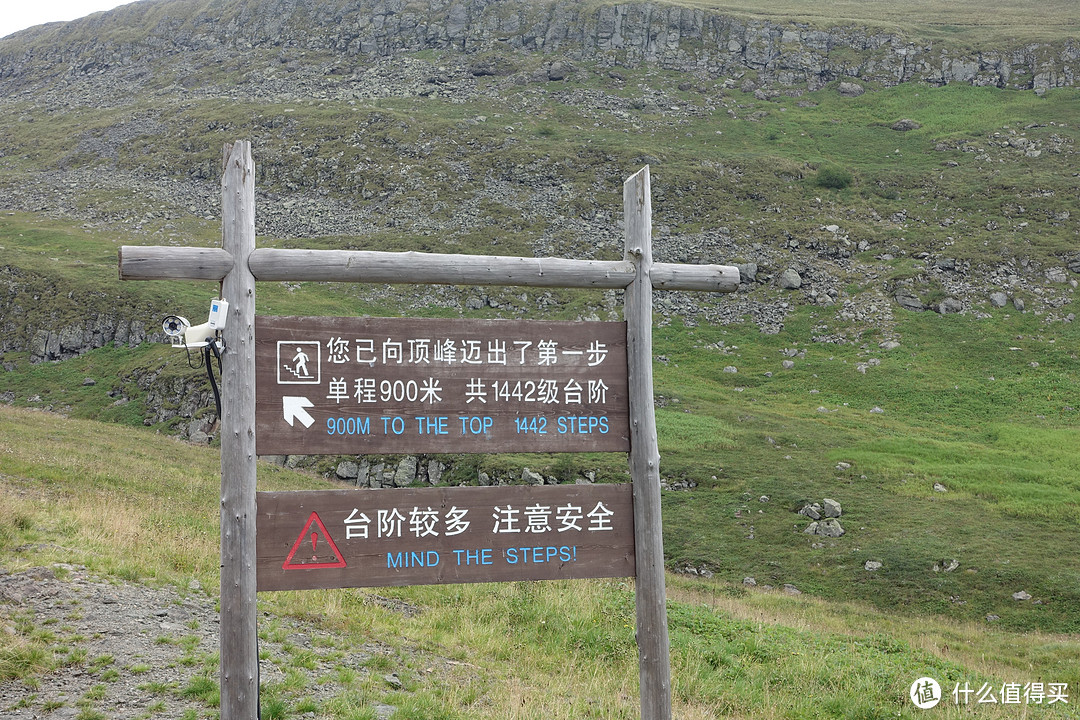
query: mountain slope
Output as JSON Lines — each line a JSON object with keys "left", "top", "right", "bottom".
{"left": 0, "top": 0, "right": 1079, "bottom": 650}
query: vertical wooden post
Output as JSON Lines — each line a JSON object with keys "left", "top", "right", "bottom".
{"left": 624, "top": 166, "right": 671, "bottom": 720}
{"left": 219, "top": 141, "right": 259, "bottom": 720}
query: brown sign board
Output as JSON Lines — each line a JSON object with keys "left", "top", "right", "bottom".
{"left": 256, "top": 484, "right": 635, "bottom": 591}
{"left": 255, "top": 316, "right": 629, "bottom": 455}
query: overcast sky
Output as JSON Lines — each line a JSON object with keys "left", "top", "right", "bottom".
{"left": 1, "top": 1, "right": 134, "bottom": 40}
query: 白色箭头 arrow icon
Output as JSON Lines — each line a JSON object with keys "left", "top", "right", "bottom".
{"left": 283, "top": 396, "right": 315, "bottom": 428}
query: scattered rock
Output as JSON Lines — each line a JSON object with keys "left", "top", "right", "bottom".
{"left": 804, "top": 518, "right": 845, "bottom": 537}
{"left": 895, "top": 293, "right": 925, "bottom": 311}
{"left": 933, "top": 559, "right": 960, "bottom": 573}
{"left": 822, "top": 498, "right": 842, "bottom": 518}
{"left": 546, "top": 61, "right": 570, "bottom": 81}
{"left": 838, "top": 81, "right": 864, "bottom": 97}
{"left": 864, "top": 560, "right": 882, "bottom": 571}
{"left": 736, "top": 262, "right": 758, "bottom": 284}
{"left": 891, "top": 118, "right": 921, "bottom": 131}
{"left": 742, "top": 576, "right": 757, "bottom": 586}
{"left": 933, "top": 482, "right": 948, "bottom": 492}
{"left": 937, "top": 297, "right": 963, "bottom": 314}
{"left": 778, "top": 268, "right": 803, "bottom": 289}
{"left": 783, "top": 584, "right": 802, "bottom": 595}
{"left": 723, "top": 366, "right": 738, "bottom": 373}
{"left": 521, "top": 467, "right": 545, "bottom": 485}
{"left": 336, "top": 461, "right": 359, "bottom": 480}
{"left": 1046, "top": 267, "right": 1069, "bottom": 284}
{"left": 989, "top": 291, "right": 1008, "bottom": 308}
{"left": 1013, "top": 590, "right": 1032, "bottom": 601}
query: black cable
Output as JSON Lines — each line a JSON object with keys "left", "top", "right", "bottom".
{"left": 185, "top": 345, "right": 202, "bottom": 369}
{"left": 204, "top": 340, "right": 223, "bottom": 422}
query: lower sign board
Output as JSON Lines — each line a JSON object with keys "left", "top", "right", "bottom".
{"left": 256, "top": 484, "right": 635, "bottom": 591}
{"left": 254, "top": 316, "right": 630, "bottom": 455}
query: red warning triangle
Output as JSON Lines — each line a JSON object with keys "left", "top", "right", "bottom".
{"left": 282, "top": 511, "right": 347, "bottom": 570}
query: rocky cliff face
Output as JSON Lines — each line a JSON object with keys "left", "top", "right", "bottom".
{"left": 2, "top": 0, "right": 1078, "bottom": 94}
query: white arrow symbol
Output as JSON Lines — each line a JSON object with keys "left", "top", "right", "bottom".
{"left": 283, "top": 396, "right": 315, "bottom": 428}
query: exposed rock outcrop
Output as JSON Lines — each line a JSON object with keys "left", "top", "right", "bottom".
{"left": 2, "top": 0, "right": 1078, "bottom": 98}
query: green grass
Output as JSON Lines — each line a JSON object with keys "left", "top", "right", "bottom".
{"left": 180, "top": 674, "right": 220, "bottom": 706}
{"left": 2, "top": 388, "right": 1079, "bottom": 717}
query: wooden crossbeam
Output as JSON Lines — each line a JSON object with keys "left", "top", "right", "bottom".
{"left": 120, "top": 245, "right": 740, "bottom": 292}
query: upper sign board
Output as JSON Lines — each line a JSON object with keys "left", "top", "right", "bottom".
{"left": 255, "top": 316, "right": 630, "bottom": 455}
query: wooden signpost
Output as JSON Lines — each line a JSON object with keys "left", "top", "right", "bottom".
{"left": 119, "top": 140, "right": 739, "bottom": 720}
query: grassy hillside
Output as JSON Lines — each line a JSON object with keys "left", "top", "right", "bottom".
{"left": 2, "top": 406, "right": 1079, "bottom": 719}
{"left": 4, "top": 79, "right": 1078, "bottom": 269}
{"left": 675, "top": 0, "right": 1080, "bottom": 43}
{"left": 2, "top": 77, "right": 1080, "bottom": 633}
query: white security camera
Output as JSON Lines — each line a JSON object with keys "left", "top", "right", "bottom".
{"left": 163, "top": 299, "right": 229, "bottom": 349}
{"left": 162, "top": 315, "right": 189, "bottom": 338}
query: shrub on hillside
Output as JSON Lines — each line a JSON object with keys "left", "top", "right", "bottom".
{"left": 816, "top": 165, "right": 853, "bottom": 189}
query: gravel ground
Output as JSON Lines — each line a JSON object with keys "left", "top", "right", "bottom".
{"left": 0, "top": 565, "right": 407, "bottom": 719}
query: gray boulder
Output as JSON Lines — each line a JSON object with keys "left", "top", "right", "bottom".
{"left": 816, "top": 518, "right": 845, "bottom": 537}
{"left": 736, "top": 262, "right": 758, "bottom": 284}
{"left": 547, "top": 61, "right": 570, "bottom": 81}
{"left": 895, "top": 293, "right": 925, "bottom": 311}
{"left": 778, "top": 268, "right": 803, "bottom": 289}
{"left": 426, "top": 459, "right": 443, "bottom": 485}
{"left": 336, "top": 461, "right": 359, "bottom": 481}
{"left": 937, "top": 297, "right": 963, "bottom": 314}
{"left": 393, "top": 456, "right": 418, "bottom": 487}
{"left": 838, "top": 81, "right": 864, "bottom": 97}
{"left": 1046, "top": 267, "right": 1069, "bottom": 283}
